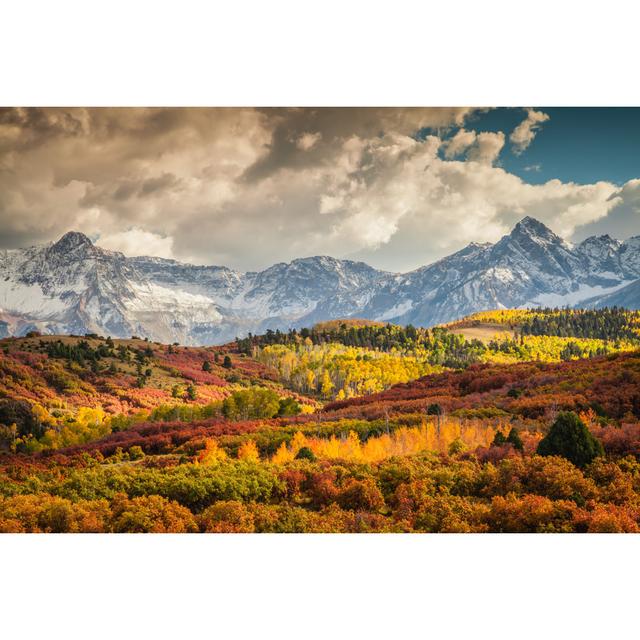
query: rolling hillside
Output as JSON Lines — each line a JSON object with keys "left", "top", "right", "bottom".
{"left": 1, "top": 308, "right": 640, "bottom": 533}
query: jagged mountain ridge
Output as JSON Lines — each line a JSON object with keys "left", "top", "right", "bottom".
{"left": 1, "top": 218, "right": 639, "bottom": 344}
{"left": 346, "top": 217, "right": 640, "bottom": 327}
{"left": 0, "top": 233, "right": 387, "bottom": 344}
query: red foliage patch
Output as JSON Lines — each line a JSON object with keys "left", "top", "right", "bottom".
{"left": 55, "top": 418, "right": 264, "bottom": 457}
{"left": 322, "top": 352, "right": 640, "bottom": 422}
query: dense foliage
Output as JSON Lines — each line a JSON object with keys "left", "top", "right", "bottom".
{"left": 519, "top": 307, "right": 640, "bottom": 342}
{"left": 245, "top": 309, "right": 640, "bottom": 401}
{"left": 2, "top": 309, "right": 640, "bottom": 533}
{"left": 0, "top": 334, "right": 312, "bottom": 453}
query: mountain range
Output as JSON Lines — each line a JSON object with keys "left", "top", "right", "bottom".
{"left": 1, "top": 217, "right": 639, "bottom": 344}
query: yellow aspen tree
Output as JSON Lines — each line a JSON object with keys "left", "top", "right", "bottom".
{"left": 272, "top": 441, "right": 295, "bottom": 465}
{"left": 305, "top": 369, "right": 316, "bottom": 393}
{"left": 76, "top": 407, "right": 106, "bottom": 427}
{"left": 290, "top": 431, "right": 308, "bottom": 457}
{"left": 321, "top": 435, "right": 342, "bottom": 459}
{"left": 320, "top": 371, "right": 334, "bottom": 398}
{"left": 363, "top": 436, "right": 387, "bottom": 463}
{"left": 198, "top": 439, "right": 228, "bottom": 465}
{"left": 344, "top": 431, "right": 363, "bottom": 460}
{"left": 425, "top": 420, "right": 438, "bottom": 452}
{"left": 238, "top": 440, "right": 260, "bottom": 463}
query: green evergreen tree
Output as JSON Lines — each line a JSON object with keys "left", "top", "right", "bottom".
{"left": 295, "top": 446, "right": 316, "bottom": 461}
{"left": 426, "top": 403, "right": 442, "bottom": 416}
{"left": 537, "top": 411, "right": 604, "bottom": 467}
{"left": 506, "top": 427, "right": 524, "bottom": 451}
{"left": 492, "top": 430, "right": 507, "bottom": 447}
{"left": 277, "top": 397, "right": 301, "bottom": 416}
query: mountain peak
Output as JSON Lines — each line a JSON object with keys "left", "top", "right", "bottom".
{"left": 578, "top": 234, "right": 620, "bottom": 249}
{"left": 581, "top": 233, "right": 614, "bottom": 242}
{"left": 51, "top": 231, "right": 94, "bottom": 252}
{"left": 3, "top": 219, "right": 640, "bottom": 345}
{"left": 512, "top": 216, "right": 555, "bottom": 238}
{"left": 507, "top": 217, "right": 569, "bottom": 250}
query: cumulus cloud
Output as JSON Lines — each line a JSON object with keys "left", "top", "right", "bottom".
{"left": 443, "top": 129, "right": 505, "bottom": 166}
{"left": 96, "top": 228, "right": 174, "bottom": 258}
{"left": 322, "top": 137, "right": 620, "bottom": 269}
{"left": 510, "top": 107, "right": 550, "bottom": 154}
{"left": 572, "top": 179, "right": 640, "bottom": 241}
{"left": 444, "top": 128, "right": 476, "bottom": 159}
{"left": 467, "top": 131, "right": 505, "bottom": 165}
{"left": 0, "top": 107, "right": 271, "bottom": 259}
{"left": 241, "top": 107, "right": 473, "bottom": 183}
{"left": 0, "top": 107, "right": 635, "bottom": 273}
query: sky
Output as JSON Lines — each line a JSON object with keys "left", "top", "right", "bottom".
{"left": 0, "top": 107, "right": 639, "bottom": 273}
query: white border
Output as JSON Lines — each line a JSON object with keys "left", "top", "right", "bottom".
{"left": 2, "top": 1, "right": 640, "bottom": 637}
{"left": 2, "top": 0, "right": 639, "bottom": 106}
{"left": 1, "top": 533, "right": 638, "bottom": 639}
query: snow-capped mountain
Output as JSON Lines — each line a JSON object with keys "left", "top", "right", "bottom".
{"left": 302, "top": 217, "right": 640, "bottom": 328}
{"left": 0, "top": 232, "right": 387, "bottom": 344}
{"left": 1, "top": 218, "right": 639, "bottom": 344}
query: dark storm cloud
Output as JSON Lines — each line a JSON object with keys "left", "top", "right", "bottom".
{"left": 0, "top": 107, "right": 88, "bottom": 146}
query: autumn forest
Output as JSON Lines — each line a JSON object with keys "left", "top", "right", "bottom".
{"left": 1, "top": 308, "right": 640, "bottom": 533}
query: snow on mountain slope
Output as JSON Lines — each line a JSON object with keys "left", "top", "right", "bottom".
{"left": 619, "top": 236, "right": 640, "bottom": 276}
{"left": 350, "top": 216, "right": 640, "bottom": 328}
{"left": 582, "top": 277, "right": 640, "bottom": 310}
{"left": 576, "top": 234, "right": 623, "bottom": 277}
{"left": 0, "top": 232, "right": 386, "bottom": 344}
{"left": 1, "top": 218, "right": 639, "bottom": 344}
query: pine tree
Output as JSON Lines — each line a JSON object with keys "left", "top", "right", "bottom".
{"left": 537, "top": 411, "right": 603, "bottom": 467}
{"left": 295, "top": 446, "right": 316, "bottom": 461}
{"left": 492, "top": 430, "right": 507, "bottom": 447}
{"left": 506, "top": 427, "right": 524, "bottom": 451}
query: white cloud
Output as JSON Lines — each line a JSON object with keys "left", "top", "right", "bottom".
{"left": 96, "top": 228, "right": 175, "bottom": 258}
{"left": 510, "top": 107, "right": 550, "bottom": 154}
{"left": 308, "top": 134, "right": 620, "bottom": 269}
{"left": 572, "top": 178, "right": 640, "bottom": 241}
{"left": 445, "top": 130, "right": 505, "bottom": 166}
{"left": 319, "top": 194, "right": 344, "bottom": 214}
{"left": 444, "top": 128, "right": 476, "bottom": 159}
{"left": 467, "top": 131, "right": 505, "bottom": 165}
